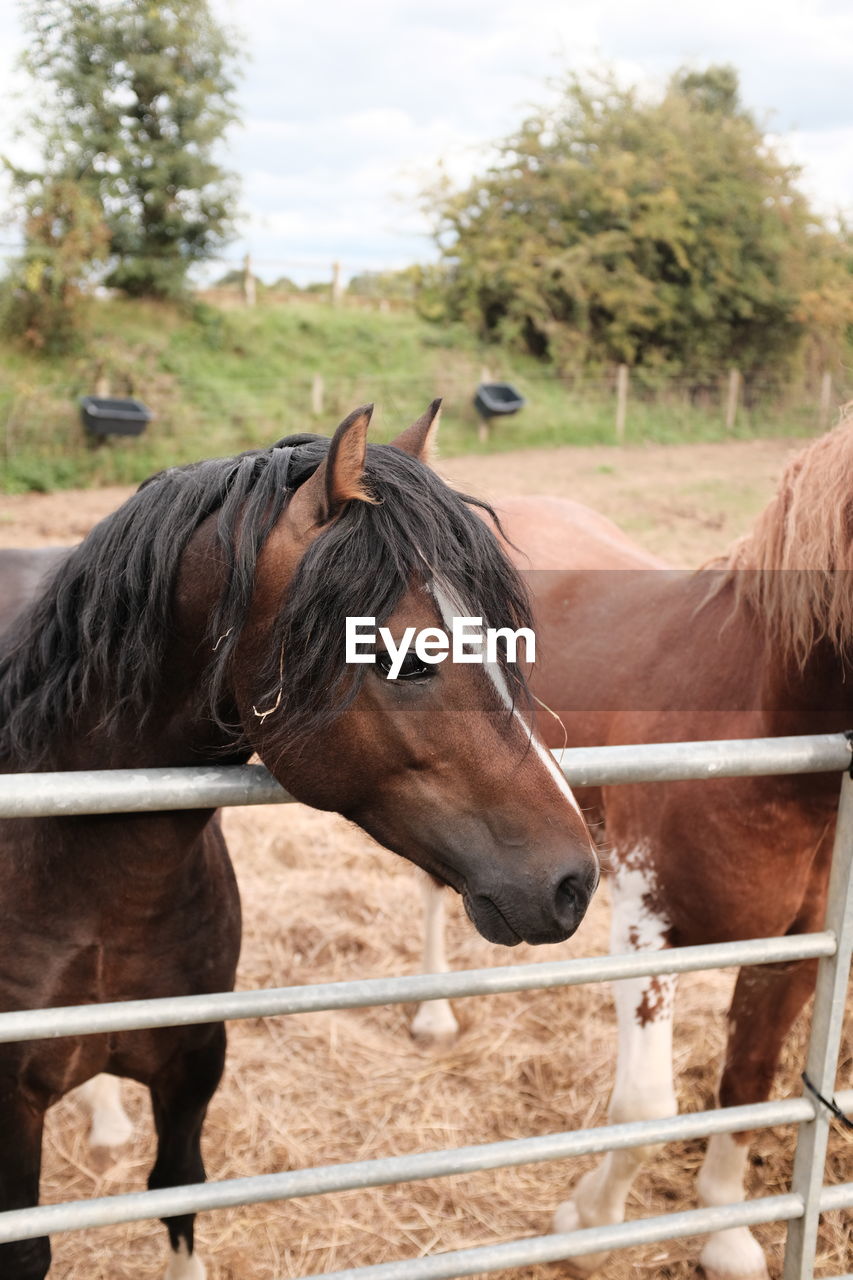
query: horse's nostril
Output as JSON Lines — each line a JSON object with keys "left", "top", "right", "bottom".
{"left": 554, "top": 871, "right": 589, "bottom": 929}
{"left": 555, "top": 874, "right": 577, "bottom": 912}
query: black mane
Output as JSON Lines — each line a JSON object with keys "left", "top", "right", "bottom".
{"left": 0, "top": 434, "right": 532, "bottom": 769}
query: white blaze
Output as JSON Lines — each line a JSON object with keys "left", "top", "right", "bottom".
{"left": 430, "top": 580, "right": 585, "bottom": 820}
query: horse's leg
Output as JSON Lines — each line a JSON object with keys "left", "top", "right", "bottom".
{"left": 74, "top": 1074, "right": 134, "bottom": 1167}
{"left": 697, "top": 957, "right": 818, "bottom": 1280}
{"left": 0, "top": 1087, "right": 50, "bottom": 1280}
{"left": 553, "top": 862, "right": 677, "bottom": 1276}
{"left": 410, "top": 873, "right": 460, "bottom": 1047}
{"left": 148, "top": 1026, "right": 226, "bottom": 1280}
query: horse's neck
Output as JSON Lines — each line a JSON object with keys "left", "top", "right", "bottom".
{"left": 64, "top": 521, "right": 249, "bottom": 771}
{"left": 57, "top": 649, "right": 246, "bottom": 771}
{"left": 761, "top": 636, "right": 853, "bottom": 739}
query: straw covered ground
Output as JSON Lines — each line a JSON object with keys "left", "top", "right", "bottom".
{"left": 3, "top": 435, "right": 851, "bottom": 1278}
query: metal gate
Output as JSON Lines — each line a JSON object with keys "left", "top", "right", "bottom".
{"left": 0, "top": 732, "right": 851, "bottom": 1279}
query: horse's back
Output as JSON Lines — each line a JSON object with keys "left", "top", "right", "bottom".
{"left": 485, "top": 496, "right": 763, "bottom": 748}
{"left": 0, "top": 546, "right": 71, "bottom": 636}
{"left": 490, "top": 496, "right": 668, "bottom": 570}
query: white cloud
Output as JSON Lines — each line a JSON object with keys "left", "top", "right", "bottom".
{"left": 0, "top": 0, "right": 851, "bottom": 280}
{"left": 783, "top": 125, "right": 853, "bottom": 216}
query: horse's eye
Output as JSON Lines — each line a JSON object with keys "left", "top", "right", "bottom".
{"left": 376, "top": 651, "right": 434, "bottom": 681}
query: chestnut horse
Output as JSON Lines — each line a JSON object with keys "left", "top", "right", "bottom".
{"left": 417, "top": 417, "right": 853, "bottom": 1280}
{"left": 0, "top": 404, "right": 598, "bottom": 1280}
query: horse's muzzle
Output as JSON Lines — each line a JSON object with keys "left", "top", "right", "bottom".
{"left": 463, "top": 861, "right": 598, "bottom": 947}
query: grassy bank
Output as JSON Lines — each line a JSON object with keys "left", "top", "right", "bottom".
{"left": 0, "top": 295, "right": 832, "bottom": 493}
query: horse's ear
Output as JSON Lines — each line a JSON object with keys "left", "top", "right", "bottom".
{"left": 391, "top": 398, "right": 442, "bottom": 464}
{"left": 295, "top": 405, "right": 375, "bottom": 525}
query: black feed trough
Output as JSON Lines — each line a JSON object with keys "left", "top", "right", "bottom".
{"left": 474, "top": 382, "right": 525, "bottom": 421}
{"left": 80, "top": 396, "right": 153, "bottom": 438}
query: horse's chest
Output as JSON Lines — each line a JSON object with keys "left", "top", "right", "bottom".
{"left": 88, "top": 876, "right": 240, "bottom": 998}
{"left": 0, "top": 844, "right": 240, "bottom": 1009}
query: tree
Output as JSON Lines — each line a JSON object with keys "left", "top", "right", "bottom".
{"left": 0, "top": 176, "right": 109, "bottom": 352}
{"left": 424, "top": 66, "right": 853, "bottom": 380}
{"left": 15, "top": 0, "right": 242, "bottom": 299}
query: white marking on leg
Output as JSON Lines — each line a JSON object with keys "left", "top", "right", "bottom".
{"left": 608, "top": 850, "right": 676, "bottom": 1133}
{"left": 553, "top": 852, "right": 676, "bottom": 1271}
{"left": 164, "top": 1238, "right": 206, "bottom": 1280}
{"left": 697, "top": 1133, "right": 769, "bottom": 1278}
{"left": 75, "top": 1074, "right": 134, "bottom": 1150}
{"left": 411, "top": 872, "right": 459, "bottom": 1045}
{"left": 610, "top": 842, "right": 671, "bottom": 952}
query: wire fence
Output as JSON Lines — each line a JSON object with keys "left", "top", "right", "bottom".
{"left": 2, "top": 236, "right": 852, "bottom": 491}
{"left": 1, "top": 734, "right": 851, "bottom": 1279}
{"left": 1, "top": 242, "right": 850, "bottom": 474}
{"left": 3, "top": 358, "right": 851, "bottom": 493}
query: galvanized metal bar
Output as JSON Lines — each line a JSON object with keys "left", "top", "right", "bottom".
{"left": 297, "top": 1195, "right": 807, "bottom": 1280}
{"left": 556, "top": 733, "right": 853, "bottom": 787}
{"left": 783, "top": 773, "right": 853, "bottom": 1280}
{"left": 817, "top": 1181, "right": 853, "bottom": 1213}
{"left": 0, "top": 932, "right": 835, "bottom": 1043}
{"left": 299, "top": 1177, "right": 853, "bottom": 1280}
{"left": 0, "top": 1098, "right": 818, "bottom": 1243}
{"left": 0, "top": 764, "right": 294, "bottom": 818}
{"left": 301, "top": 1181, "right": 852, "bottom": 1280}
{"left": 1, "top": 733, "right": 850, "bottom": 819}
{"left": 1, "top": 1096, "right": 848, "bottom": 1247}
{"left": 0, "top": 733, "right": 849, "bottom": 1280}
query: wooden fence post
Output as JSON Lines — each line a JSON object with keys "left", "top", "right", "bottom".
{"left": 725, "top": 368, "right": 741, "bottom": 431}
{"left": 615, "top": 364, "right": 629, "bottom": 443}
{"left": 242, "top": 253, "right": 256, "bottom": 307}
{"left": 331, "top": 261, "right": 343, "bottom": 307}
{"left": 819, "top": 371, "right": 833, "bottom": 429}
{"left": 311, "top": 374, "right": 325, "bottom": 417}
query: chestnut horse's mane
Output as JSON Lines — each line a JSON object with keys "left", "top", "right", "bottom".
{"left": 716, "top": 408, "right": 853, "bottom": 667}
{"left": 0, "top": 434, "right": 531, "bottom": 768}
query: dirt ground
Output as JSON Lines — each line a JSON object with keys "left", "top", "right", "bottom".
{"left": 1, "top": 435, "right": 790, "bottom": 566}
{"left": 2, "top": 436, "right": 851, "bottom": 1280}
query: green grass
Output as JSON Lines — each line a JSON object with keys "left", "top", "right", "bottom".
{"left": 0, "top": 295, "right": 828, "bottom": 493}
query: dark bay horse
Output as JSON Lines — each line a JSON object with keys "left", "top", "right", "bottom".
{"left": 0, "top": 403, "right": 598, "bottom": 1280}
{"left": 418, "top": 417, "right": 853, "bottom": 1280}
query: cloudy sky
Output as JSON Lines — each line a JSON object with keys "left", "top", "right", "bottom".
{"left": 1, "top": 0, "right": 852, "bottom": 283}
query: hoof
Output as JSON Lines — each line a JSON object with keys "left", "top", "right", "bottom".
{"left": 700, "top": 1268, "right": 770, "bottom": 1280}
{"left": 701, "top": 1271, "right": 770, "bottom": 1280}
{"left": 411, "top": 1001, "right": 459, "bottom": 1049}
{"left": 699, "top": 1226, "right": 770, "bottom": 1280}
{"left": 165, "top": 1241, "right": 206, "bottom": 1279}
{"left": 552, "top": 1200, "right": 607, "bottom": 1276}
